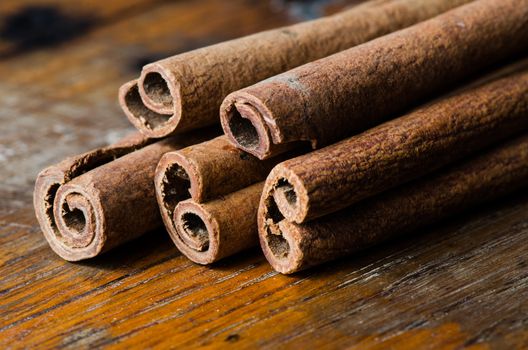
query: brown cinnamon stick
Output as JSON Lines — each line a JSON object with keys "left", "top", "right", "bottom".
{"left": 154, "top": 136, "right": 297, "bottom": 262}
{"left": 171, "top": 182, "right": 263, "bottom": 264}
{"left": 155, "top": 136, "right": 280, "bottom": 203}
{"left": 259, "top": 135, "right": 528, "bottom": 274}
{"left": 120, "top": 0, "right": 471, "bottom": 138}
{"left": 154, "top": 136, "right": 279, "bottom": 233}
{"left": 261, "top": 70, "right": 528, "bottom": 224}
{"left": 34, "top": 132, "right": 211, "bottom": 261}
{"left": 221, "top": 0, "right": 528, "bottom": 159}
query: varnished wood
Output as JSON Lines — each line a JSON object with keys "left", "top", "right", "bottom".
{"left": 1, "top": 1, "right": 526, "bottom": 348}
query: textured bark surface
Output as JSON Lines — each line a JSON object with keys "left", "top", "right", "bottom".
{"left": 222, "top": 0, "right": 528, "bottom": 159}
{"left": 172, "top": 182, "right": 263, "bottom": 264}
{"left": 34, "top": 132, "right": 208, "bottom": 261}
{"left": 264, "top": 70, "right": 528, "bottom": 223}
{"left": 259, "top": 135, "right": 528, "bottom": 274}
{"left": 120, "top": 0, "right": 471, "bottom": 138}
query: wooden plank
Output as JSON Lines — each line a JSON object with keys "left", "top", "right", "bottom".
{"left": 1, "top": 194, "right": 527, "bottom": 348}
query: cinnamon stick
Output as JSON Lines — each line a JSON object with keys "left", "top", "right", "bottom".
{"left": 259, "top": 135, "right": 528, "bottom": 274}
{"left": 34, "top": 132, "right": 211, "bottom": 261}
{"left": 172, "top": 182, "right": 263, "bottom": 264}
{"left": 155, "top": 136, "right": 280, "bottom": 203}
{"left": 221, "top": 0, "right": 528, "bottom": 159}
{"left": 120, "top": 0, "right": 471, "bottom": 138}
{"left": 154, "top": 136, "right": 297, "bottom": 262}
{"left": 261, "top": 70, "right": 528, "bottom": 224}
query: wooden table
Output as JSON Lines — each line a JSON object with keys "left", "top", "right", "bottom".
{"left": 1, "top": 1, "right": 527, "bottom": 348}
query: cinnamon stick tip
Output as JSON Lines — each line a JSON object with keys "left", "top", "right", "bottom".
{"left": 257, "top": 176, "right": 305, "bottom": 274}
{"left": 34, "top": 174, "right": 106, "bottom": 261}
{"left": 265, "top": 164, "right": 309, "bottom": 224}
{"left": 257, "top": 199, "right": 303, "bottom": 274}
{"left": 138, "top": 63, "right": 178, "bottom": 115}
{"left": 220, "top": 92, "right": 274, "bottom": 159}
{"left": 171, "top": 200, "right": 219, "bottom": 265}
{"left": 154, "top": 151, "right": 202, "bottom": 208}
{"left": 118, "top": 79, "right": 178, "bottom": 138}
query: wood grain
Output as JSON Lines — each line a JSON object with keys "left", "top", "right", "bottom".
{"left": 1, "top": 0, "right": 527, "bottom": 348}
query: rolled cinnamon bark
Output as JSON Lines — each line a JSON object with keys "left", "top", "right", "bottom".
{"left": 120, "top": 0, "right": 471, "bottom": 138}
{"left": 261, "top": 69, "right": 528, "bottom": 224}
{"left": 259, "top": 135, "right": 528, "bottom": 274}
{"left": 34, "top": 132, "right": 210, "bottom": 261}
{"left": 154, "top": 135, "right": 297, "bottom": 249}
{"left": 171, "top": 182, "right": 263, "bottom": 264}
{"left": 221, "top": 0, "right": 528, "bottom": 159}
{"left": 155, "top": 136, "right": 276, "bottom": 203}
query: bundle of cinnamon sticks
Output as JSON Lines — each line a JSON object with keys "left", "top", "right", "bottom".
{"left": 35, "top": 0, "right": 528, "bottom": 274}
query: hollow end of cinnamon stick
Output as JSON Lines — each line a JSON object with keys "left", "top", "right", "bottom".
{"left": 118, "top": 79, "right": 179, "bottom": 138}
{"left": 34, "top": 170, "right": 106, "bottom": 261}
{"left": 221, "top": 92, "right": 282, "bottom": 159}
{"left": 138, "top": 68, "right": 174, "bottom": 114}
{"left": 264, "top": 165, "right": 309, "bottom": 224}
{"left": 172, "top": 201, "right": 220, "bottom": 265}
{"left": 34, "top": 135, "right": 152, "bottom": 261}
{"left": 170, "top": 182, "right": 264, "bottom": 264}
{"left": 258, "top": 186, "right": 304, "bottom": 274}
{"left": 221, "top": 91, "right": 306, "bottom": 159}
{"left": 154, "top": 152, "right": 198, "bottom": 234}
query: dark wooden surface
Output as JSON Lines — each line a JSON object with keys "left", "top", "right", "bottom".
{"left": 1, "top": 1, "right": 527, "bottom": 348}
